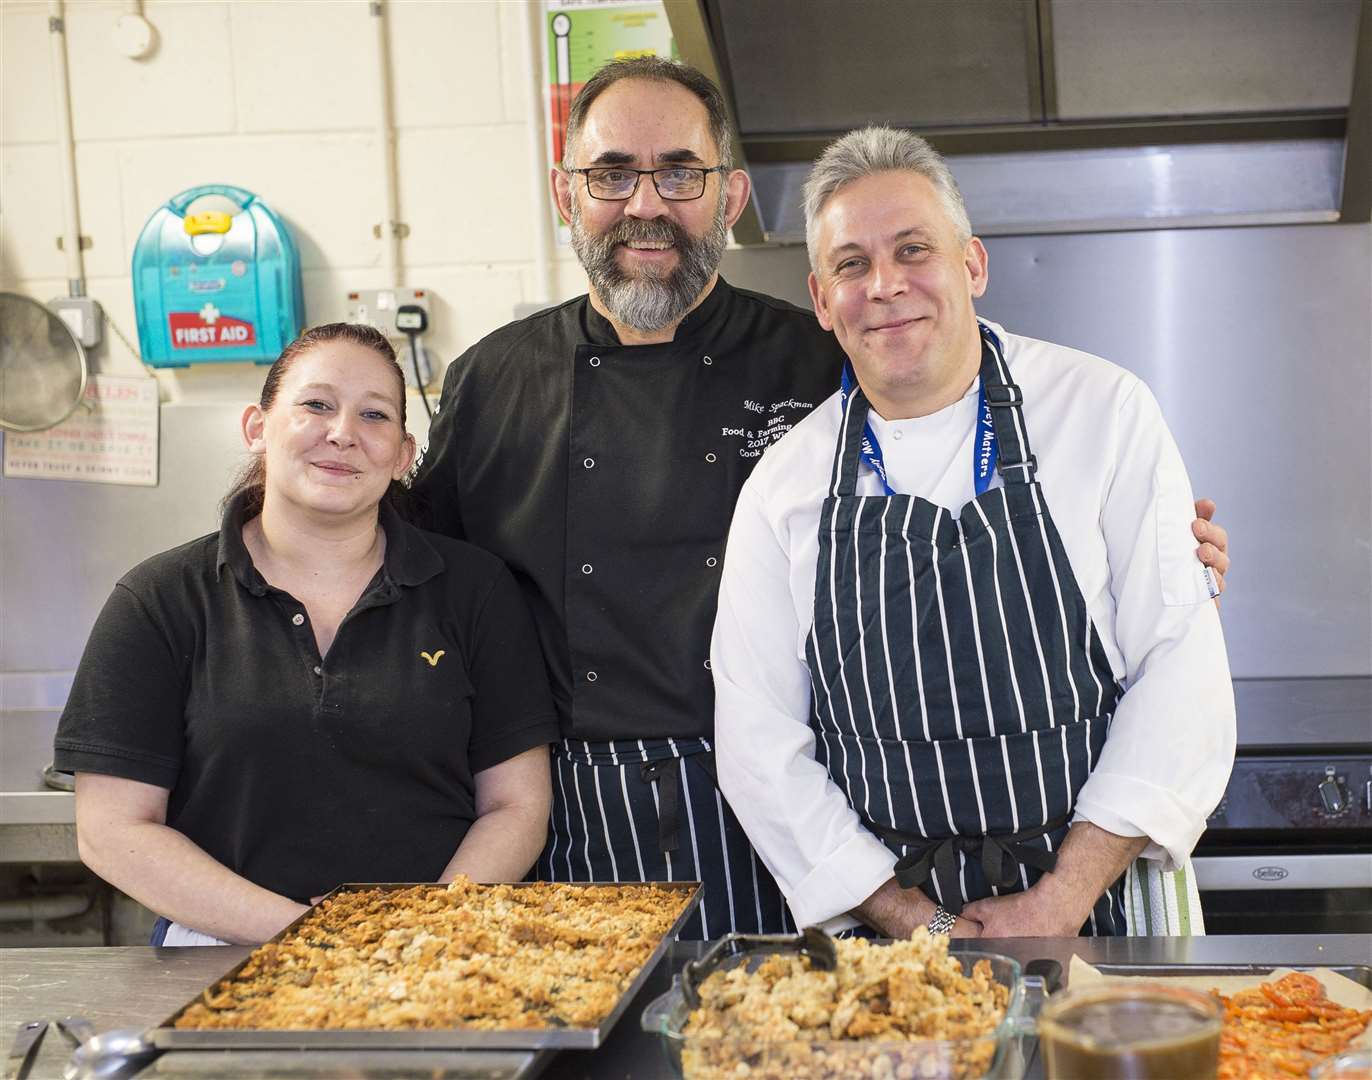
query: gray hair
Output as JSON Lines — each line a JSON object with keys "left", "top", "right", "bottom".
{"left": 802, "top": 126, "right": 971, "bottom": 271}
{"left": 563, "top": 57, "right": 734, "bottom": 172}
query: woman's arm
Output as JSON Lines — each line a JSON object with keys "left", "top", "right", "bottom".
{"left": 75, "top": 773, "right": 307, "bottom": 944}
{"left": 438, "top": 745, "right": 551, "bottom": 883}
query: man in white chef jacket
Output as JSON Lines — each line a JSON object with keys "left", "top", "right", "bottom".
{"left": 711, "top": 126, "right": 1236, "bottom": 938}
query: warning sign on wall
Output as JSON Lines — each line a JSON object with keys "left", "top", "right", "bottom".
{"left": 2, "top": 374, "right": 160, "bottom": 487}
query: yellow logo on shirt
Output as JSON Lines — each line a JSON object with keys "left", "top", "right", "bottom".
{"left": 420, "top": 650, "right": 445, "bottom": 667}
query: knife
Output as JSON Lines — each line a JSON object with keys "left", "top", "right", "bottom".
{"left": 5, "top": 1020, "right": 47, "bottom": 1080}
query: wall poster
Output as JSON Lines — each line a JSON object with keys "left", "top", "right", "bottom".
{"left": 2, "top": 374, "right": 160, "bottom": 487}
{"left": 544, "top": 0, "right": 677, "bottom": 245}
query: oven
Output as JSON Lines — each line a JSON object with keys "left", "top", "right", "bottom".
{"left": 1193, "top": 677, "right": 1372, "bottom": 934}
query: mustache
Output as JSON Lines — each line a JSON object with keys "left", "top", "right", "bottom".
{"left": 590, "top": 216, "right": 688, "bottom": 252}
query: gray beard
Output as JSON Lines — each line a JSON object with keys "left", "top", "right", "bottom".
{"left": 569, "top": 193, "right": 728, "bottom": 334}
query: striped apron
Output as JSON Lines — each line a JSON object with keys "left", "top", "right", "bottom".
{"left": 805, "top": 328, "right": 1128, "bottom": 935}
{"left": 537, "top": 737, "right": 797, "bottom": 939}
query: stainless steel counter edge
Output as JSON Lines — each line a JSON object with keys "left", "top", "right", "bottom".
{"left": 4, "top": 935, "right": 1371, "bottom": 1080}
{"left": 0, "top": 790, "right": 75, "bottom": 825}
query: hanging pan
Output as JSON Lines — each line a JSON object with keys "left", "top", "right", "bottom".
{"left": 0, "top": 291, "right": 89, "bottom": 432}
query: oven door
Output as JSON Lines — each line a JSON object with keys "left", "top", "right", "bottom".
{"left": 1193, "top": 849, "right": 1372, "bottom": 934}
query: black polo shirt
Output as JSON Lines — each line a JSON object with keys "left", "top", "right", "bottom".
{"left": 411, "top": 277, "right": 845, "bottom": 742}
{"left": 54, "top": 492, "right": 559, "bottom": 901}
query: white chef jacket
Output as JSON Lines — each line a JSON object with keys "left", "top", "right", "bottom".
{"left": 711, "top": 322, "right": 1236, "bottom": 929}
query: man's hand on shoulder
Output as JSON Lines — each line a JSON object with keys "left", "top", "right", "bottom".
{"left": 1193, "top": 498, "right": 1230, "bottom": 600}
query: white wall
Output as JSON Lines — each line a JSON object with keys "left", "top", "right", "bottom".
{"left": 0, "top": 0, "right": 589, "bottom": 420}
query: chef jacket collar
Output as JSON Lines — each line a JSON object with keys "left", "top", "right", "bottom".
{"left": 215, "top": 487, "right": 444, "bottom": 597}
{"left": 581, "top": 274, "right": 733, "bottom": 348}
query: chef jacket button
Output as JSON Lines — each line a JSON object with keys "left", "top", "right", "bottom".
{"left": 313, "top": 665, "right": 322, "bottom": 676}
{"left": 291, "top": 613, "right": 305, "bottom": 626}
{"left": 703, "top": 659, "right": 712, "bottom": 670}
{"left": 702, "top": 355, "right": 713, "bottom": 365}
{"left": 583, "top": 457, "right": 595, "bottom": 469}
{"left": 589, "top": 356, "right": 601, "bottom": 367}
{"left": 706, "top": 556, "right": 718, "bottom": 567}
{"left": 705, "top": 452, "right": 717, "bottom": 463}
{"left": 581, "top": 563, "right": 593, "bottom": 574}
{"left": 586, "top": 671, "right": 598, "bottom": 682}
{"left": 892, "top": 429, "right": 903, "bottom": 440}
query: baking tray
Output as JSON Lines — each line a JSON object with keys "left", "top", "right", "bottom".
{"left": 1089, "top": 963, "right": 1372, "bottom": 990}
{"left": 152, "top": 880, "right": 702, "bottom": 1051}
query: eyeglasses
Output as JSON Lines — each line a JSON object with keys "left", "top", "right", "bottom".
{"left": 566, "top": 165, "right": 727, "bottom": 201}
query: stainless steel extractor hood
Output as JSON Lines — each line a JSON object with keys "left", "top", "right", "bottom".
{"left": 665, "top": 0, "right": 1371, "bottom": 241}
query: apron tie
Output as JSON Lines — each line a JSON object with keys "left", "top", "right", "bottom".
{"left": 640, "top": 759, "right": 681, "bottom": 853}
{"left": 640, "top": 751, "right": 718, "bottom": 855}
{"left": 867, "top": 816, "right": 1067, "bottom": 916}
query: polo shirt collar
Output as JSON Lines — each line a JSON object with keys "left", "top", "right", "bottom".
{"left": 581, "top": 275, "right": 733, "bottom": 347}
{"left": 215, "top": 489, "right": 444, "bottom": 595}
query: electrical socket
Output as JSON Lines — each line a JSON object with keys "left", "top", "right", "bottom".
{"left": 345, "top": 288, "right": 432, "bottom": 336}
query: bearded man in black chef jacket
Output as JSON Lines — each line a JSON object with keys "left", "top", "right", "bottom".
{"left": 412, "top": 59, "right": 1231, "bottom": 940}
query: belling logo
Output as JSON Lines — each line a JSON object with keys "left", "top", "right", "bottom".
{"left": 1252, "top": 866, "right": 1289, "bottom": 882}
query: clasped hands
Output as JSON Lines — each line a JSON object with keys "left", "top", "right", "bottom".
{"left": 858, "top": 872, "right": 1091, "bottom": 940}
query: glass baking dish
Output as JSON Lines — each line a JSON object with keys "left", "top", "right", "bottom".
{"left": 640, "top": 931, "right": 1045, "bottom": 1080}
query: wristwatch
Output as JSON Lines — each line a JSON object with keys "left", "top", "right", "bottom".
{"left": 927, "top": 904, "right": 957, "bottom": 935}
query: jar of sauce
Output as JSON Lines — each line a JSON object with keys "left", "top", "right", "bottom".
{"left": 1039, "top": 983, "right": 1222, "bottom": 1080}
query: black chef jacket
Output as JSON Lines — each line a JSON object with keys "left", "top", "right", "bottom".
{"left": 412, "top": 277, "right": 845, "bottom": 742}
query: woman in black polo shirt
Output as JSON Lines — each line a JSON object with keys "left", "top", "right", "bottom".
{"left": 54, "top": 323, "right": 559, "bottom": 946}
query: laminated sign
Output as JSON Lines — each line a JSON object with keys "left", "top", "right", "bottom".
{"left": 544, "top": 0, "right": 676, "bottom": 244}
{"left": 3, "top": 374, "right": 160, "bottom": 487}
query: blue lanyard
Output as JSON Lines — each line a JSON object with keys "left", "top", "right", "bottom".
{"left": 838, "top": 323, "right": 1001, "bottom": 498}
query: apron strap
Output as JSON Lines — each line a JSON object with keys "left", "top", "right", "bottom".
{"left": 640, "top": 750, "right": 718, "bottom": 854}
{"left": 640, "top": 759, "right": 682, "bottom": 854}
{"left": 829, "top": 382, "right": 872, "bottom": 497}
{"left": 978, "top": 323, "right": 1037, "bottom": 486}
{"left": 866, "top": 814, "right": 1068, "bottom": 916}
{"left": 831, "top": 323, "right": 1035, "bottom": 496}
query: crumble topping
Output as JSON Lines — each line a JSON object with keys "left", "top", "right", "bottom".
{"left": 173, "top": 878, "right": 692, "bottom": 1031}
{"left": 680, "top": 932, "right": 1011, "bottom": 1079}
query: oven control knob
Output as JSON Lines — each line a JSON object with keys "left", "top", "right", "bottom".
{"left": 1318, "top": 772, "right": 1346, "bottom": 814}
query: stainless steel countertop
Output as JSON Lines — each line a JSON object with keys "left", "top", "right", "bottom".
{"left": 4, "top": 935, "right": 1369, "bottom": 1079}
{"left": 0, "top": 709, "right": 72, "bottom": 827}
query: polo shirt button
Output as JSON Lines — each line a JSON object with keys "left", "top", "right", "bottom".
{"left": 586, "top": 671, "right": 598, "bottom": 682}
{"left": 583, "top": 457, "right": 595, "bottom": 469}
{"left": 893, "top": 429, "right": 903, "bottom": 441}
{"left": 703, "top": 659, "right": 712, "bottom": 670}
{"left": 291, "top": 613, "right": 305, "bottom": 626}
{"left": 589, "top": 356, "right": 601, "bottom": 367}
{"left": 313, "top": 665, "right": 322, "bottom": 675}
{"left": 702, "top": 355, "right": 713, "bottom": 365}
{"left": 581, "top": 563, "right": 593, "bottom": 575}
{"left": 706, "top": 556, "right": 718, "bottom": 567}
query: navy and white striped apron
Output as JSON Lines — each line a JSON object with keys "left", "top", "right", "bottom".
{"left": 537, "top": 737, "right": 797, "bottom": 939}
{"left": 805, "top": 327, "right": 1127, "bottom": 935}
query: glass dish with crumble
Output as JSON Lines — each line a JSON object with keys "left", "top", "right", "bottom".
{"left": 641, "top": 927, "right": 1045, "bottom": 1080}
